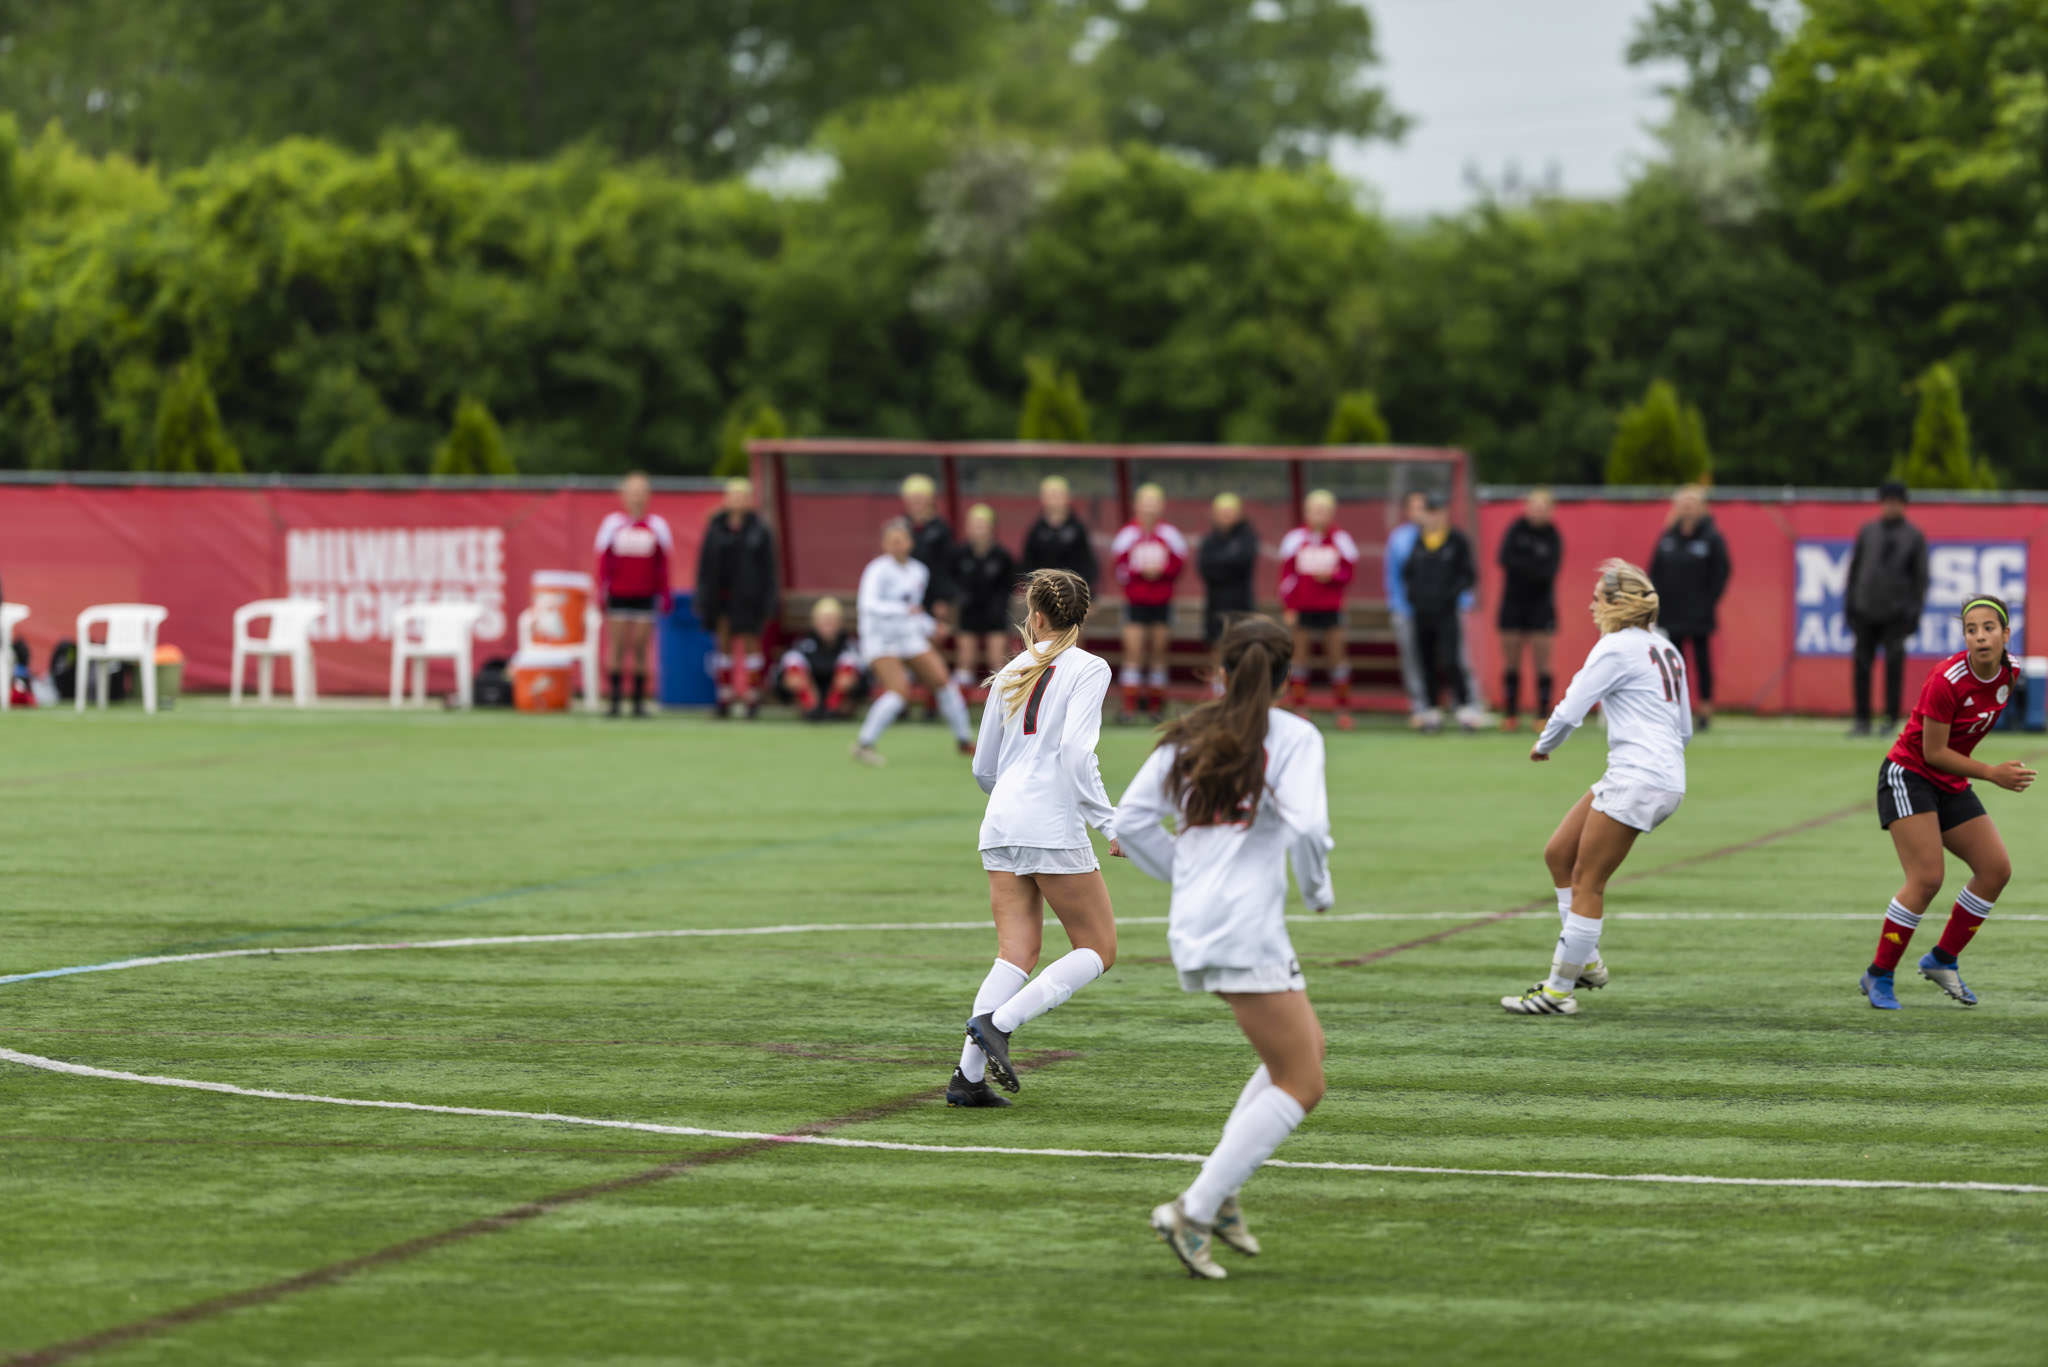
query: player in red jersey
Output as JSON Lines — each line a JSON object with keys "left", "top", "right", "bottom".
{"left": 1111, "top": 483, "right": 1187, "bottom": 721}
{"left": 1278, "top": 490, "right": 1360, "bottom": 730}
{"left": 594, "top": 471, "right": 676, "bottom": 718}
{"left": 1860, "top": 595, "right": 2034, "bottom": 1010}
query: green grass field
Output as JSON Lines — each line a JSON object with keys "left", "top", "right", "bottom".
{"left": 4, "top": 703, "right": 2047, "bottom": 1366}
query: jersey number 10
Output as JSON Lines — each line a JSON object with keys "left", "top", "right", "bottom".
{"left": 1648, "top": 647, "right": 1686, "bottom": 704}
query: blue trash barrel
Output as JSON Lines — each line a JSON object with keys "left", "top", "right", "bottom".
{"left": 659, "top": 594, "right": 719, "bottom": 708}
{"left": 2026, "top": 657, "right": 2047, "bottom": 732}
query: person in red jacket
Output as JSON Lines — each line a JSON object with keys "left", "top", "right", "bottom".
{"left": 1278, "top": 489, "right": 1361, "bottom": 730}
{"left": 1111, "top": 482, "right": 1187, "bottom": 720}
{"left": 594, "top": 471, "right": 675, "bottom": 717}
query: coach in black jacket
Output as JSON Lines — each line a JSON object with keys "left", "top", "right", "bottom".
{"left": 1403, "top": 496, "right": 1478, "bottom": 724}
{"left": 1845, "top": 482, "right": 1929, "bottom": 734}
{"left": 900, "top": 474, "right": 955, "bottom": 616}
{"left": 1648, "top": 485, "right": 1732, "bottom": 726}
{"left": 1019, "top": 475, "right": 1098, "bottom": 586}
{"left": 1198, "top": 492, "right": 1260, "bottom": 654}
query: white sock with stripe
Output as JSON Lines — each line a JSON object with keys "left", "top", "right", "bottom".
{"left": 1183, "top": 1081, "right": 1307, "bottom": 1225}
{"left": 958, "top": 959, "right": 1031, "bottom": 1083}
{"left": 857, "top": 690, "right": 905, "bottom": 747}
{"left": 990, "top": 948, "right": 1104, "bottom": 1033}
{"left": 1546, "top": 912, "right": 1603, "bottom": 994}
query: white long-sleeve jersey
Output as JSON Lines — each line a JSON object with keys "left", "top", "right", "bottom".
{"left": 1535, "top": 626, "right": 1692, "bottom": 792}
{"left": 857, "top": 554, "right": 934, "bottom": 657}
{"left": 1115, "top": 709, "right": 1334, "bottom": 973}
{"left": 974, "top": 645, "right": 1116, "bottom": 849}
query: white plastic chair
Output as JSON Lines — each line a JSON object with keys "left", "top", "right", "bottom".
{"left": 517, "top": 603, "right": 603, "bottom": 711}
{"left": 76, "top": 603, "right": 169, "bottom": 713}
{"left": 231, "top": 599, "right": 327, "bottom": 707}
{"left": 0, "top": 603, "right": 27, "bottom": 711}
{"left": 389, "top": 601, "right": 485, "bottom": 708}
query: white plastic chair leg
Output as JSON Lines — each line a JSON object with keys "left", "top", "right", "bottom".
{"left": 258, "top": 654, "right": 274, "bottom": 705}
{"left": 411, "top": 657, "right": 427, "bottom": 705}
{"left": 140, "top": 654, "right": 158, "bottom": 714}
{"left": 294, "top": 646, "right": 315, "bottom": 707}
{"left": 76, "top": 658, "right": 88, "bottom": 712}
{"left": 456, "top": 643, "right": 473, "bottom": 709}
{"left": 231, "top": 644, "right": 245, "bottom": 706}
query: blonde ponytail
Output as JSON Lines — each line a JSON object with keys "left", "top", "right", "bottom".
{"left": 1591, "top": 557, "right": 1660, "bottom": 634}
{"left": 996, "top": 569, "right": 1092, "bottom": 720}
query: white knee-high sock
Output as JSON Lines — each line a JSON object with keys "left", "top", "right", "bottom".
{"left": 1228, "top": 1064, "right": 1274, "bottom": 1124}
{"left": 989, "top": 948, "right": 1104, "bottom": 1033}
{"left": 1182, "top": 1081, "right": 1307, "bottom": 1224}
{"left": 936, "top": 681, "right": 973, "bottom": 743}
{"left": 958, "top": 959, "right": 1031, "bottom": 1082}
{"left": 857, "top": 690, "right": 906, "bottom": 747}
{"left": 1556, "top": 887, "right": 1596, "bottom": 963}
{"left": 1546, "top": 911, "right": 1604, "bottom": 994}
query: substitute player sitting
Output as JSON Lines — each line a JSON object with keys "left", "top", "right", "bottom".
{"left": 595, "top": 471, "right": 676, "bottom": 718}
{"left": 1278, "top": 489, "right": 1360, "bottom": 729}
{"left": 1117, "top": 616, "right": 1334, "bottom": 1279}
{"left": 851, "top": 519, "right": 976, "bottom": 766}
{"left": 1503, "top": 559, "right": 1690, "bottom": 1016}
{"left": 1112, "top": 483, "right": 1187, "bottom": 720}
{"left": 776, "top": 597, "right": 864, "bottom": 720}
{"left": 1859, "top": 595, "right": 2034, "bottom": 1010}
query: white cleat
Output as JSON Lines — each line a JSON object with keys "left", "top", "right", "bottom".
{"left": 849, "top": 743, "right": 887, "bottom": 768}
{"left": 1576, "top": 958, "right": 1610, "bottom": 990}
{"left": 1150, "top": 1199, "right": 1227, "bottom": 1279}
{"left": 1212, "top": 1195, "right": 1260, "bottom": 1257}
{"left": 1501, "top": 983, "right": 1579, "bottom": 1015}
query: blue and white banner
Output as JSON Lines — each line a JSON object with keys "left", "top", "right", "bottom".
{"left": 1793, "top": 539, "right": 2027, "bottom": 657}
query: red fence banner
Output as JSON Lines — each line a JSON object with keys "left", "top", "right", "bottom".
{"left": 0, "top": 483, "right": 720, "bottom": 695}
{"left": 1472, "top": 496, "right": 2045, "bottom": 716}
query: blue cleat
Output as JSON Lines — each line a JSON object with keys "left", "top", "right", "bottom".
{"left": 1860, "top": 970, "right": 1902, "bottom": 1010}
{"left": 1918, "top": 952, "right": 1979, "bottom": 1006}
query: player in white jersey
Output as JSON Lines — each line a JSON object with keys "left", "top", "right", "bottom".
{"left": 953, "top": 570, "right": 1121, "bottom": 1107}
{"left": 1502, "top": 558, "right": 1691, "bottom": 1016}
{"left": 851, "top": 519, "right": 975, "bottom": 765}
{"left": 1114, "top": 617, "right": 1333, "bottom": 1279}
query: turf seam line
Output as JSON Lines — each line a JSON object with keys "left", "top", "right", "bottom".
{"left": 0, "top": 1051, "right": 1076, "bottom": 1367}
{"left": 4, "top": 1046, "right": 2042, "bottom": 1199}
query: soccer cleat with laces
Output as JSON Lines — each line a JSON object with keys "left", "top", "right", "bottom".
{"left": 1576, "top": 958, "right": 1609, "bottom": 990}
{"left": 1501, "top": 983, "right": 1579, "bottom": 1015}
{"left": 1212, "top": 1195, "right": 1260, "bottom": 1256}
{"left": 964, "top": 1014, "right": 1019, "bottom": 1093}
{"left": 945, "top": 1067, "right": 1013, "bottom": 1108}
{"left": 1860, "top": 970, "right": 1902, "bottom": 1010}
{"left": 1150, "top": 1199, "right": 1227, "bottom": 1280}
{"left": 1918, "top": 953, "right": 1978, "bottom": 1006}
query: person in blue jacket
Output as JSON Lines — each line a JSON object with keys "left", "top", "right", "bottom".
{"left": 1384, "top": 490, "right": 1428, "bottom": 725}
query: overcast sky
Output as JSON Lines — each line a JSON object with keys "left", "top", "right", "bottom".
{"left": 1337, "top": 0, "right": 1679, "bottom": 217}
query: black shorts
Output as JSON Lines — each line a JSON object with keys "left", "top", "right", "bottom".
{"left": 1293, "top": 609, "right": 1343, "bottom": 631}
{"left": 1498, "top": 597, "right": 1557, "bottom": 633}
{"left": 695, "top": 597, "right": 768, "bottom": 635}
{"left": 1877, "top": 759, "right": 1987, "bottom": 831}
{"left": 1204, "top": 608, "right": 1249, "bottom": 644}
{"left": 1125, "top": 601, "right": 1172, "bottom": 626}
{"left": 608, "top": 593, "right": 659, "bottom": 621}
{"left": 958, "top": 603, "right": 1013, "bottom": 635}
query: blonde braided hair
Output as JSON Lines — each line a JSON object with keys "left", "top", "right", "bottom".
{"left": 1591, "top": 557, "right": 1660, "bottom": 634}
{"left": 997, "top": 569, "right": 1092, "bottom": 719}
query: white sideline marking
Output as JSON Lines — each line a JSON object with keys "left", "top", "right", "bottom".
{"left": 8, "top": 911, "right": 2047, "bottom": 987}
{"left": 3, "top": 1046, "right": 2044, "bottom": 1196}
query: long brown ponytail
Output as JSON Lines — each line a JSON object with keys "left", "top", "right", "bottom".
{"left": 997, "top": 569, "right": 1092, "bottom": 719}
{"left": 1157, "top": 616, "right": 1290, "bottom": 826}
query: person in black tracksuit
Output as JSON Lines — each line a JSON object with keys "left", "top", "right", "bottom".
{"left": 1019, "top": 475, "right": 1099, "bottom": 587}
{"left": 1495, "top": 489, "right": 1564, "bottom": 728}
{"left": 695, "top": 485, "right": 778, "bottom": 718}
{"left": 951, "top": 503, "right": 1019, "bottom": 690}
{"left": 1648, "top": 485, "right": 1732, "bottom": 728}
{"left": 1844, "top": 481, "right": 1929, "bottom": 735}
{"left": 900, "top": 474, "right": 955, "bottom": 616}
{"left": 1402, "top": 496, "right": 1478, "bottom": 727}
{"left": 1197, "top": 492, "right": 1260, "bottom": 688}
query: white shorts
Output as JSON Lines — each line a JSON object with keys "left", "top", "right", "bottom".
{"left": 981, "top": 845, "right": 1099, "bottom": 875}
{"left": 862, "top": 623, "right": 932, "bottom": 665}
{"left": 1591, "top": 778, "right": 1684, "bottom": 833}
{"left": 1177, "top": 960, "right": 1306, "bottom": 995}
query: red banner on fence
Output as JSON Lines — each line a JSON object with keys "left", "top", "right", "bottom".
{"left": 1472, "top": 497, "right": 2046, "bottom": 716}
{"left": 0, "top": 484, "right": 720, "bottom": 694}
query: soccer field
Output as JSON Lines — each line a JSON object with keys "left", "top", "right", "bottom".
{"left": 4, "top": 706, "right": 2046, "bottom": 1366}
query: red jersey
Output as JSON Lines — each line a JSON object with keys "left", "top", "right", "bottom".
{"left": 594, "top": 511, "right": 675, "bottom": 609}
{"left": 1112, "top": 521, "right": 1188, "bottom": 607}
{"left": 1277, "top": 525, "right": 1359, "bottom": 613}
{"left": 1889, "top": 650, "right": 2016, "bottom": 793}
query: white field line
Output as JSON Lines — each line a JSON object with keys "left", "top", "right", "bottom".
{"left": 3, "top": 1046, "right": 2044, "bottom": 1196}
{"left": 8, "top": 911, "right": 2048, "bottom": 988}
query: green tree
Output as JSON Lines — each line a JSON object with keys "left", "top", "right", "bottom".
{"left": 1323, "top": 390, "right": 1389, "bottom": 444}
{"left": 1018, "top": 357, "right": 1089, "bottom": 441}
{"left": 1627, "top": 0, "right": 1799, "bottom": 134}
{"left": 431, "top": 396, "right": 515, "bottom": 477}
{"left": 1891, "top": 363, "right": 1996, "bottom": 490}
{"left": 716, "top": 396, "right": 787, "bottom": 478}
{"left": 1606, "top": 379, "right": 1712, "bottom": 485}
{"left": 152, "top": 361, "right": 243, "bottom": 473}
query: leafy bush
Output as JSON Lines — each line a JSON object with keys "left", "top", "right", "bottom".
{"left": 1891, "top": 363, "right": 1997, "bottom": 491}
{"left": 1324, "top": 390, "right": 1389, "bottom": 444}
{"left": 154, "top": 362, "right": 244, "bottom": 473}
{"left": 1019, "top": 357, "right": 1089, "bottom": 441}
{"left": 431, "top": 396, "right": 516, "bottom": 477}
{"left": 1606, "top": 379, "right": 1712, "bottom": 485}
{"left": 716, "top": 396, "right": 788, "bottom": 477}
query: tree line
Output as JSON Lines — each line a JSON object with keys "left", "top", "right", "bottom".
{"left": 0, "top": 0, "right": 2039, "bottom": 486}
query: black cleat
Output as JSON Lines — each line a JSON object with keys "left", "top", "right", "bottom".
{"left": 945, "top": 1067, "right": 1013, "bottom": 1107}
{"left": 965, "top": 1014, "right": 1019, "bottom": 1093}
